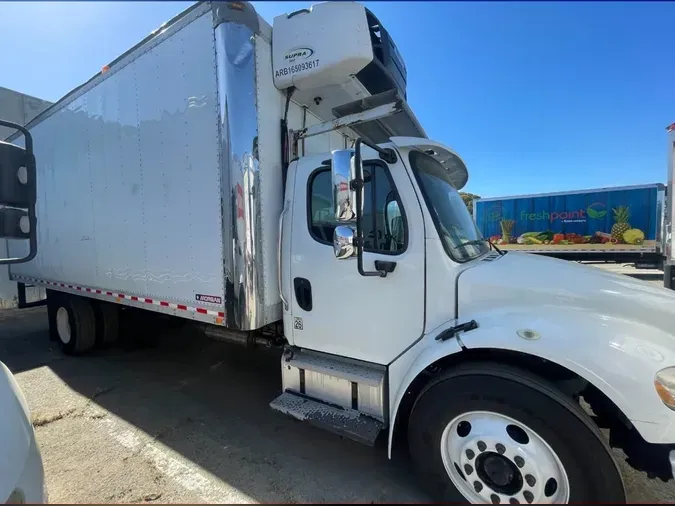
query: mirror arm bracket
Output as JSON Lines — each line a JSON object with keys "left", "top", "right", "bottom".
{"left": 0, "top": 119, "right": 37, "bottom": 266}
{"left": 353, "top": 138, "right": 390, "bottom": 278}
{"left": 379, "top": 148, "right": 397, "bottom": 164}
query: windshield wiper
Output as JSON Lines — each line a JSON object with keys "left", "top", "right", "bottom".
{"left": 457, "top": 239, "right": 504, "bottom": 255}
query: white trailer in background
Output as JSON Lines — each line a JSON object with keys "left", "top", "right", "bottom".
{"left": 664, "top": 123, "right": 675, "bottom": 290}
{"left": 4, "top": 2, "right": 675, "bottom": 503}
{"left": 0, "top": 87, "right": 50, "bottom": 308}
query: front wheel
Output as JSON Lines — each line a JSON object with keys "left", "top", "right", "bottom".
{"left": 408, "top": 362, "right": 626, "bottom": 504}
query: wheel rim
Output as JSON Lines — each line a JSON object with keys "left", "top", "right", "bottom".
{"left": 440, "top": 410, "right": 570, "bottom": 504}
{"left": 56, "top": 307, "right": 71, "bottom": 344}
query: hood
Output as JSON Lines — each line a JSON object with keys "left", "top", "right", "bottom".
{"left": 459, "top": 252, "right": 675, "bottom": 333}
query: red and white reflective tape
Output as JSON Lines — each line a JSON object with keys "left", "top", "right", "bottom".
{"left": 13, "top": 275, "right": 225, "bottom": 320}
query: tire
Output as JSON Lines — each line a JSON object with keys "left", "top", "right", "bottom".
{"left": 50, "top": 295, "right": 96, "bottom": 355}
{"left": 93, "top": 301, "right": 119, "bottom": 347}
{"left": 407, "top": 362, "right": 626, "bottom": 504}
{"left": 46, "top": 289, "right": 62, "bottom": 341}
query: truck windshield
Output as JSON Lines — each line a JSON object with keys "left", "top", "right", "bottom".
{"left": 409, "top": 150, "right": 489, "bottom": 262}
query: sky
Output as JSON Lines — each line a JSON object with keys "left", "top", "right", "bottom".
{"left": 1, "top": 1, "right": 673, "bottom": 197}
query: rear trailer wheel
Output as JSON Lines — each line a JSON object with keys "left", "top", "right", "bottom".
{"left": 93, "top": 301, "right": 119, "bottom": 347}
{"left": 407, "top": 363, "right": 626, "bottom": 504}
{"left": 50, "top": 295, "right": 96, "bottom": 355}
{"left": 46, "top": 290, "right": 62, "bottom": 341}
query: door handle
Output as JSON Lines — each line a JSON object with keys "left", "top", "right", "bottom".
{"left": 293, "top": 277, "right": 313, "bottom": 312}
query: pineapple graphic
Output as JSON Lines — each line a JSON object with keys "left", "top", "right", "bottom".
{"left": 611, "top": 206, "right": 631, "bottom": 243}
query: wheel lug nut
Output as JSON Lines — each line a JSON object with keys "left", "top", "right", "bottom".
{"left": 525, "top": 474, "right": 536, "bottom": 487}
{"left": 474, "top": 481, "right": 483, "bottom": 493}
{"left": 466, "top": 449, "right": 475, "bottom": 460}
{"left": 490, "top": 493, "right": 501, "bottom": 504}
{"left": 464, "top": 464, "right": 474, "bottom": 475}
{"left": 514, "top": 456, "right": 525, "bottom": 468}
{"left": 477, "top": 440, "right": 487, "bottom": 452}
{"left": 496, "top": 443, "right": 506, "bottom": 454}
{"left": 523, "top": 491, "right": 534, "bottom": 504}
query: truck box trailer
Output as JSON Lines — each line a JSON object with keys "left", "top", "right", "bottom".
{"left": 473, "top": 184, "right": 665, "bottom": 265}
{"left": 4, "top": 1, "right": 675, "bottom": 502}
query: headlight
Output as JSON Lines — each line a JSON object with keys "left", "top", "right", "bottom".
{"left": 654, "top": 367, "right": 675, "bottom": 410}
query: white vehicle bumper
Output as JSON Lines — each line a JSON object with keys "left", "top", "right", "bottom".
{"left": 0, "top": 362, "right": 46, "bottom": 504}
{"left": 6, "top": 435, "right": 46, "bottom": 504}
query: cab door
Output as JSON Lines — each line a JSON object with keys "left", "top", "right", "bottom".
{"left": 287, "top": 149, "right": 425, "bottom": 365}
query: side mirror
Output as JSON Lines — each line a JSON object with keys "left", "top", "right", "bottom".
{"left": 331, "top": 149, "right": 358, "bottom": 223}
{"left": 385, "top": 198, "right": 404, "bottom": 245}
{"left": 333, "top": 225, "right": 356, "bottom": 260}
{"left": 0, "top": 141, "right": 35, "bottom": 207}
{"left": 332, "top": 139, "right": 398, "bottom": 277}
{"left": 0, "top": 119, "right": 37, "bottom": 265}
{"left": 0, "top": 207, "right": 31, "bottom": 239}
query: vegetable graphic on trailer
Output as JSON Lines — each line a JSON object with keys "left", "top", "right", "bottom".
{"left": 473, "top": 183, "right": 665, "bottom": 263}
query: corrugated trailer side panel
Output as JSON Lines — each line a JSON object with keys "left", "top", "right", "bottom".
{"left": 474, "top": 184, "right": 663, "bottom": 253}
{"left": 9, "top": 7, "right": 227, "bottom": 314}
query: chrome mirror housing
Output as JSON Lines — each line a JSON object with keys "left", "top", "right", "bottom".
{"left": 333, "top": 225, "right": 356, "bottom": 260}
{"left": 331, "top": 149, "right": 357, "bottom": 223}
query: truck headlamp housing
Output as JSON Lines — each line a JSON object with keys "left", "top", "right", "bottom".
{"left": 655, "top": 367, "right": 675, "bottom": 410}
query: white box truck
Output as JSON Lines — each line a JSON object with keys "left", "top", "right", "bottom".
{"left": 3, "top": 2, "right": 675, "bottom": 503}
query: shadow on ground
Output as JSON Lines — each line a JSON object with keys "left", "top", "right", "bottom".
{"left": 0, "top": 307, "right": 425, "bottom": 503}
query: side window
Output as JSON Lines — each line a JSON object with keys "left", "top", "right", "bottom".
{"left": 308, "top": 163, "right": 406, "bottom": 254}
{"left": 308, "top": 170, "right": 338, "bottom": 243}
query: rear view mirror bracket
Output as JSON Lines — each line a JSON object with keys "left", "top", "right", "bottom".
{"left": 330, "top": 139, "right": 398, "bottom": 278}
{"left": 0, "top": 119, "right": 37, "bottom": 265}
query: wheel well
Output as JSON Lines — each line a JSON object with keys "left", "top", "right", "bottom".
{"left": 391, "top": 347, "right": 632, "bottom": 457}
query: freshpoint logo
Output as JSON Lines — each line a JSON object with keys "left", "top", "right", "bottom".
{"left": 586, "top": 202, "right": 607, "bottom": 219}
{"left": 486, "top": 204, "right": 502, "bottom": 221}
{"left": 520, "top": 209, "right": 587, "bottom": 222}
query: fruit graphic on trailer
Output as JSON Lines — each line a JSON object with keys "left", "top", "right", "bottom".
{"left": 611, "top": 206, "right": 631, "bottom": 243}
{"left": 499, "top": 219, "right": 515, "bottom": 243}
{"left": 623, "top": 228, "right": 645, "bottom": 245}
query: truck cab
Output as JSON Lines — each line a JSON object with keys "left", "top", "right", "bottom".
{"left": 282, "top": 137, "right": 479, "bottom": 361}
